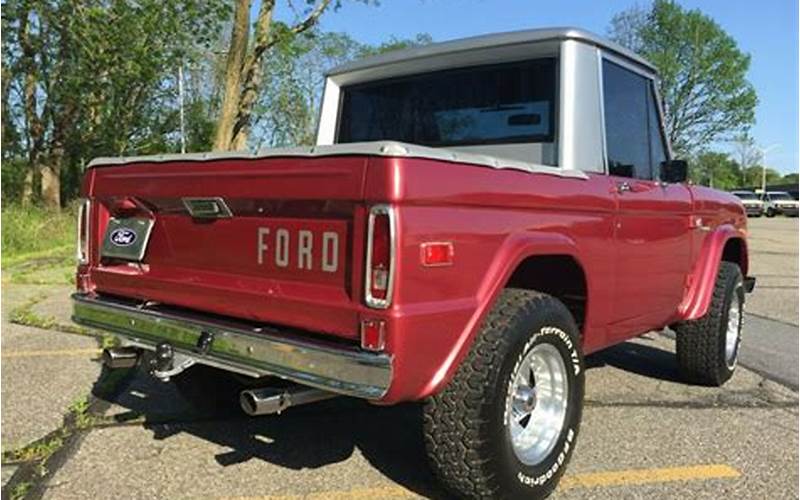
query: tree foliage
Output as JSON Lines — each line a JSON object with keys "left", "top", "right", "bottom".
{"left": 2, "top": 0, "right": 429, "bottom": 206}
{"left": 2, "top": 0, "right": 229, "bottom": 206}
{"left": 212, "top": 0, "right": 379, "bottom": 151}
{"left": 690, "top": 151, "right": 740, "bottom": 190}
{"left": 252, "top": 31, "right": 432, "bottom": 148}
{"left": 689, "top": 149, "right": 789, "bottom": 191}
{"left": 608, "top": 0, "right": 757, "bottom": 156}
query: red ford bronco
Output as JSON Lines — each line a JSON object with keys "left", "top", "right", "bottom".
{"left": 73, "top": 28, "right": 755, "bottom": 499}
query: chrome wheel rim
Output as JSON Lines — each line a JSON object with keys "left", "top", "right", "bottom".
{"left": 725, "top": 286, "right": 743, "bottom": 368}
{"left": 505, "top": 342, "right": 569, "bottom": 466}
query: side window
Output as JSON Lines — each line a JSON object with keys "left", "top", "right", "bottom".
{"left": 647, "top": 84, "right": 668, "bottom": 175}
{"left": 602, "top": 60, "right": 651, "bottom": 179}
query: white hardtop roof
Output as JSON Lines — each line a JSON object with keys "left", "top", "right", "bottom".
{"left": 327, "top": 27, "right": 656, "bottom": 77}
{"left": 86, "top": 141, "right": 587, "bottom": 179}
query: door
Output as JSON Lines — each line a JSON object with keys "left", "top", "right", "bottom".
{"left": 601, "top": 59, "right": 693, "bottom": 339}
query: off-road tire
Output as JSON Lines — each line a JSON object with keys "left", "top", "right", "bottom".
{"left": 674, "top": 261, "right": 744, "bottom": 386}
{"left": 423, "top": 289, "right": 585, "bottom": 500}
{"left": 172, "top": 364, "right": 248, "bottom": 415}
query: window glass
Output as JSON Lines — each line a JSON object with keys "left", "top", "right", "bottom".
{"left": 733, "top": 192, "right": 758, "bottom": 200}
{"left": 647, "top": 84, "right": 668, "bottom": 176}
{"left": 337, "top": 59, "right": 556, "bottom": 149}
{"left": 769, "top": 192, "right": 793, "bottom": 200}
{"left": 602, "top": 60, "right": 651, "bottom": 179}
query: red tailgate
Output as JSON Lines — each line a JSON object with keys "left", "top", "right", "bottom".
{"left": 85, "top": 156, "right": 369, "bottom": 340}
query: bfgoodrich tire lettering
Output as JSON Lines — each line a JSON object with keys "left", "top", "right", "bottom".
{"left": 674, "top": 261, "right": 744, "bottom": 386}
{"left": 423, "top": 289, "right": 585, "bottom": 499}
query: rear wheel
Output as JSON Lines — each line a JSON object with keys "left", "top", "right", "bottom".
{"left": 766, "top": 208, "right": 776, "bottom": 217}
{"left": 674, "top": 261, "right": 744, "bottom": 386}
{"left": 424, "top": 289, "right": 584, "bottom": 499}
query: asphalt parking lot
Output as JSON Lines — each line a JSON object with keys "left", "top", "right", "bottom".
{"left": 2, "top": 216, "right": 797, "bottom": 499}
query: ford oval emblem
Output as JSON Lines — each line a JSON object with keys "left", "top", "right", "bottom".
{"left": 110, "top": 228, "right": 137, "bottom": 247}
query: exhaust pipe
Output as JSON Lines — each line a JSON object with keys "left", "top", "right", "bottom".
{"left": 240, "top": 386, "right": 336, "bottom": 416}
{"left": 102, "top": 347, "right": 140, "bottom": 369}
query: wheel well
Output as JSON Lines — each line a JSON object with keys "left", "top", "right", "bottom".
{"left": 721, "top": 238, "right": 747, "bottom": 275}
{"left": 505, "top": 255, "right": 587, "bottom": 332}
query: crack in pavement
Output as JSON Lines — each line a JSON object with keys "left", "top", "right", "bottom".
{"left": 0, "top": 367, "right": 137, "bottom": 500}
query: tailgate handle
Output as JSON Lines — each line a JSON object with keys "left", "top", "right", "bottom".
{"left": 182, "top": 197, "right": 233, "bottom": 219}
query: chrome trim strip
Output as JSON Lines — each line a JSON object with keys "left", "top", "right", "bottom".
{"left": 596, "top": 48, "right": 609, "bottom": 175}
{"left": 71, "top": 294, "right": 392, "bottom": 399}
{"left": 364, "top": 205, "right": 397, "bottom": 309}
{"left": 77, "top": 199, "right": 90, "bottom": 264}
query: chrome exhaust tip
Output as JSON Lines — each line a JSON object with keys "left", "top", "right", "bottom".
{"left": 240, "top": 386, "right": 335, "bottom": 416}
{"left": 102, "top": 347, "right": 140, "bottom": 369}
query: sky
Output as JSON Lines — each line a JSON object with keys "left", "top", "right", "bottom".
{"left": 276, "top": 0, "right": 798, "bottom": 174}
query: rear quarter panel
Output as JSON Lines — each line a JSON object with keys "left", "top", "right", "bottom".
{"left": 365, "top": 158, "right": 617, "bottom": 402}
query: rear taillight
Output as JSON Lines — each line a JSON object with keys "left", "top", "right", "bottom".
{"left": 365, "top": 205, "right": 396, "bottom": 309}
{"left": 76, "top": 198, "right": 91, "bottom": 264}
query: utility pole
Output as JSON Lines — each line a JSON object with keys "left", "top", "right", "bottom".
{"left": 178, "top": 63, "right": 186, "bottom": 154}
{"left": 757, "top": 144, "right": 780, "bottom": 193}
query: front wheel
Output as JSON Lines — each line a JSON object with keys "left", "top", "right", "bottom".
{"left": 424, "top": 289, "right": 584, "bottom": 499}
{"left": 674, "top": 261, "right": 744, "bottom": 386}
{"left": 766, "top": 208, "right": 776, "bottom": 217}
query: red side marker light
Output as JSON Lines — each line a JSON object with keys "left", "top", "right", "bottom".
{"left": 420, "top": 242, "right": 454, "bottom": 267}
{"left": 361, "top": 319, "right": 386, "bottom": 351}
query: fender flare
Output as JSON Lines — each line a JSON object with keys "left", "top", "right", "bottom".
{"left": 422, "top": 231, "right": 586, "bottom": 398}
{"left": 678, "top": 224, "right": 748, "bottom": 321}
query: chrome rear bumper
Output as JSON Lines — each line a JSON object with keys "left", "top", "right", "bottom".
{"left": 71, "top": 293, "right": 392, "bottom": 399}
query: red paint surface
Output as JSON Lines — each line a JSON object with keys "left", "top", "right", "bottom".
{"left": 80, "top": 155, "right": 748, "bottom": 403}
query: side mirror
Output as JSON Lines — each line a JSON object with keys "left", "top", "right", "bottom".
{"left": 660, "top": 159, "right": 688, "bottom": 183}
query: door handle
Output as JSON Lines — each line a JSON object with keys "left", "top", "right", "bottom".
{"left": 616, "top": 182, "right": 632, "bottom": 193}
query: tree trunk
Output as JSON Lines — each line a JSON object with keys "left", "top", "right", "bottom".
{"left": 213, "top": 0, "right": 251, "bottom": 151}
{"left": 21, "top": 168, "right": 34, "bottom": 206}
{"left": 40, "top": 162, "right": 60, "bottom": 209}
{"left": 230, "top": 0, "right": 331, "bottom": 150}
{"left": 19, "top": 5, "right": 45, "bottom": 206}
{"left": 230, "top": 0, "right": 276, "bottom": 150}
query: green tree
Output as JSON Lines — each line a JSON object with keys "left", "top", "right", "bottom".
{"left": 691, "top": 151, "right": 740, "bottom": 190}
{"left": 212, "top": 0, "right": 378, "bottom": 152}
{"left": 741, "top": 165, "right": 782, "bottom": 188}
{"left": 250, "top": 31, "right": 432, "bottom": 149}
{"left": 781, "top": 173, "right": 799, "bottom": 185}
{"left": 608, "top": 0, "right": 757, "bottom": 156}
{"left": 2, "top": 0, "right": 229, "bottom": 206}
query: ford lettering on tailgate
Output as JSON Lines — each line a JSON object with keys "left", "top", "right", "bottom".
{"left": 254, "top": 219, "right": 347, "bottom": 284}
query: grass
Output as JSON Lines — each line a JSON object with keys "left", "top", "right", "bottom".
{"left": 2, "top": 204, "right": 76, "bottom": 267}
{"left": 8, "top": 294, "right": 58, "bottom": 330}
{"left": 67, "top": 395, "right": 100, "bottom": 430}
{"left": 9, "top": 481, "right": 32, "bottom": 500}
{"left": 4, "top": 432, "right": 66, "bottom": 463}
{"left": 8, "top": 293, "right": 114, "bottom": 345}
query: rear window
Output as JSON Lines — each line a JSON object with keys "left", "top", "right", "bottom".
{"left": 336, "top": 58, "right": 557, "bottom": 148}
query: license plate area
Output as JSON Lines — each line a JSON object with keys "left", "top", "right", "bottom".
{"left": 101, "top": 217, "right": 154, "bottom": 261}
